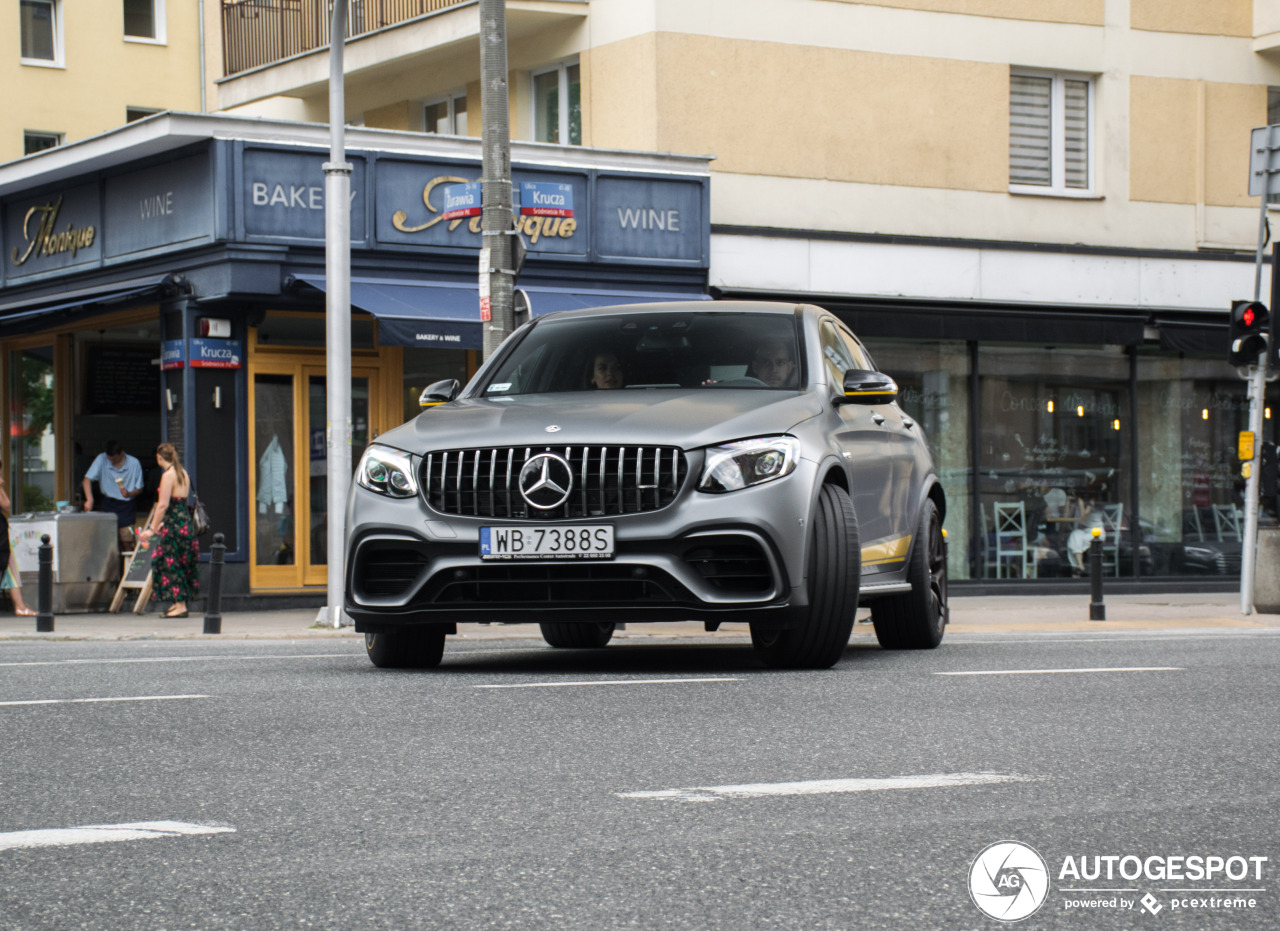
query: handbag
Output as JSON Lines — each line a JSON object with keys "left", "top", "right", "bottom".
{"left": 188, "top": 487, "right": 211, "bottom": 536}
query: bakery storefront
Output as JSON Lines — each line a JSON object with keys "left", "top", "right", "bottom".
{"left": 0, "top": 114, "right": 710, "bottom": 605}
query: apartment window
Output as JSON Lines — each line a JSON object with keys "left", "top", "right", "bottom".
{"left": 1009, "top": 70, "right": 1093, "bottom": 195}
{"left": 532, "top": 62, "right": 581, "bottom": 146}
{"left": 423, "top": 94, "right": 467, "bottom": 136}
{"left": 23, "top": 131, "right": 62, "bottom": 155}
{"left": 124, "top": 0, "right": 164, "bottom": 41}
{"left": 20, "top": 0, "right": 60, "bottom": 63}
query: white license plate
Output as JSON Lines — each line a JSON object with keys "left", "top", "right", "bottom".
{"left": 480, "top": 525, "right": 614, "bottom": 560}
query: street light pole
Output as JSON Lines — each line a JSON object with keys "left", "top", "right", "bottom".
{"left": 480, "top": 0, "right": 514, "bottom": 360}
{"left": 324, "top": 0, "right": 353, "bottom": 628}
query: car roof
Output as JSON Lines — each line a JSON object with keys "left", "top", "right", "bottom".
{"left": 531, "top": 300, "right": 816, "bottom": 322}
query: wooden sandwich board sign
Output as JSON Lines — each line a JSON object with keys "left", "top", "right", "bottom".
{"left": 109, "top": 506, "right": 156, "bottom": 614}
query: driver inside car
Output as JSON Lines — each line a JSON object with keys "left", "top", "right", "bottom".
{"left": 749, "top": 340, "right": 797, "bottom": 388}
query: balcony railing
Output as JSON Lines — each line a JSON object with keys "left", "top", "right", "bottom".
{"left": 222, "top": 0, "right": 468, "bottom": 76}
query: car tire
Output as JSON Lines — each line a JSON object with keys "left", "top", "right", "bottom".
{"left": 750, "top": 483, "right": 859, "bottom": 669}
{"left": 872, "top": 497, "right": 947, "bottom": 649}
{"left": 364, "top": 628, "right": 447, "bottom": 668}
{"left": 539, "top": 622, "right": 616, "bottom": 648}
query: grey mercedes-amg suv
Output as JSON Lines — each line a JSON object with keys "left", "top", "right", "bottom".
{"left": 345, "top": 301, "right": 947, "bottom": 669}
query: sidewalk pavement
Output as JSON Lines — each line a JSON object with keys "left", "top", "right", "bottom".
{"left": 1, "top": 592, "right": 1277, "bottom": 642}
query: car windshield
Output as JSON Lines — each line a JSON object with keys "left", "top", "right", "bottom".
{"left": 479, "top": 310, "right": 803, "bottom": 397}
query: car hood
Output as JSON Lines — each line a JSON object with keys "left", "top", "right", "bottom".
{"left": 379, "top": 390, "right": 824, "bottom": 453}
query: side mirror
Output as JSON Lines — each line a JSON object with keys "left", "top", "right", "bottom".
{"left": 839, "top": 369, "right": 898, "bottom": 404}
{"left": 419, "top": 379, "right": 460, "bottom": 408}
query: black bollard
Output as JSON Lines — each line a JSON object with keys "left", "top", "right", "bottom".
{"left": 1088, "top": 527, "right": 1106, "bottom": 621}
{"left": 203, "top": 532, "right": 226, "bottom": 635}
{"left": 36, "top": 533, "right": 54, "bottom": 632}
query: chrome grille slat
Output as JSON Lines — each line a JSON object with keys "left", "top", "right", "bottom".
{"left": 488, "top": 449, "right": 496, "bottom": 518}
{"left": 598, "top": 446, "right": 607, "bottom": 517}
{"left": 422, "top": 445, "right": 687, "bottom": 519}
{"left": 505, "top": 449, "right": 514, "bottom": 518}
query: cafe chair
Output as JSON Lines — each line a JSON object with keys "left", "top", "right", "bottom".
{"left": 1098, "top": 503, "right": 1124, "bottom": 576}
{"left": 1212, "top": 504, "right": 1242, "bottom": 542}
{"left": 992, "top": 501, "right": 1032, "bottom": 579}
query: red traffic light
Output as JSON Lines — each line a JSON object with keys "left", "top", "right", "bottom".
{"left": 1231, "top": 300, "right": 1269, "bottom": 334}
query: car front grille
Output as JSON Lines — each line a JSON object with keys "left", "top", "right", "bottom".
{"left": 422, "top": 445, "right": 688, "bottom": 520}
{"left": 1217, "top": 551, "right": 1243, "bottom": 574}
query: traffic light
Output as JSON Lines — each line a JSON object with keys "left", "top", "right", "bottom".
{"left": 1228, "top": 300, "right": 1269, "bottom": 366}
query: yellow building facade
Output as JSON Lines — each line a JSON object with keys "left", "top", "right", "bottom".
{"left": 3, "top": 0, "right": 202, "bottom": 162}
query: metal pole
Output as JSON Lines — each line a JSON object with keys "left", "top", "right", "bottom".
{"left": 36, "top": 534, "right": 53, "bottom": 632}
{"left": 325, "top": 0, "right": 353, "bottom": 628}
{"left": 480, "top": 0, "right": 514, "bottom": 360}
{"left": 1088, "top": 528, "right": 1105, "bottom": 621}
{"left": 203, "top": 532, "right": 225, "bottom": 635}
{"left": 1241, "top": 146, "right": 1274, "bottom": 615}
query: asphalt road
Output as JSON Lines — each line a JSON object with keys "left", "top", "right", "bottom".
{"left": 1, "top": 627, "right": 1278, "bottom": 930}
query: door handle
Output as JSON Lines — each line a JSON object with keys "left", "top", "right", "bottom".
{"left": 902, "top": 418, "right": 915, "bottom": 429}
{"left": 871, "top": 413, "right": 886, "bottom": 426}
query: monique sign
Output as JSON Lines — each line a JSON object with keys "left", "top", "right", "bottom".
{"left": 10, "top": 195, "right": 97, "bottom": 266}
{"left": 392, "top": 176, "right": 578, "bottom": 245}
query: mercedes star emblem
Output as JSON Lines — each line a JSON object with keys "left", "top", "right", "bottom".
{"left": 518, "top": 453, "right": 574, "bottom": 510}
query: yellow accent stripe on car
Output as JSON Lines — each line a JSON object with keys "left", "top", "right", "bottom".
{"left": 844, "top": 390, "right": 897, "bottom": 397}
{"left": 419, "top": 402, "right": 445, "bottom": 408}
{"left": 861, "top": 535, "right": 912, "bottom": 566}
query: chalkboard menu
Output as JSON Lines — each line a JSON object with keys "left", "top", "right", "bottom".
{"left": 85, "top": 344, "right": 160, "bottom": 414}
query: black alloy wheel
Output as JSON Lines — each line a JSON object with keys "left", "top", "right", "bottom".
{"left": 872, "top": 497, "right": 947, "bottom": 649}
{"left": 750, "top": 483, "right": 860, "bottom": 669}
{"left": 539, "top": 622, "right": 616, "bottom": 648}
{"left": 364, "top": 628, "right": 448, "bottom": 668}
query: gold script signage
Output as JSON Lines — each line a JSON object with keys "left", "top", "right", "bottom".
{"left": 392, "top": 176, "right": 577, "bottom": 245}
{"left": 10, "top": 195, "right": 98, "bottom": 266}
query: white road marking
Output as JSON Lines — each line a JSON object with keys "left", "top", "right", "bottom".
{"left": 0, "top": 695, "right": 209, "bottom": 707}
{"left": 475, "top": 677, "right": 739, "bottom": 689}
{"left": 618, "top": 772, "right": 1036, "bottom": 802}
{"left": 0, "top": 821, "right": 235, "bottom": 851}
{"left": 947, "top": 633, "right": 1280, "bottom": 645}
{"left": 936, "top": 666, "right": 1183, "bottom": 676}
{"left": 0, "top": 654, "right": 349, "bottom": 668}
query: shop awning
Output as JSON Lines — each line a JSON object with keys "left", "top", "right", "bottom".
{"left": 0, "top": 276, "right": 177, "bottom": 336}
{"left": 290, "top": 275, "right": 710, "bottom": 349}
{"left": 292, "top": 274, "right": 482, "bottom": 349}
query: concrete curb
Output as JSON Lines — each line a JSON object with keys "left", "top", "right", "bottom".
{"left": 1, "top": 593, "right": 1277, "bottom": 642}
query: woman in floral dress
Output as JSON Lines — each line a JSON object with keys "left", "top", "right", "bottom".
{"left": 138, "top": 443, "right": 198, "bottom": 618}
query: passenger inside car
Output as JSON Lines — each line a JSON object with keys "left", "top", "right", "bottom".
{"left": 586, "top": 351, "right": 625, "bottom": 389}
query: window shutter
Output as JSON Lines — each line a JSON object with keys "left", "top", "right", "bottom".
{"left": 1010, "top": 75, "right": 1052, "bottom": 186}
{"left": 1064, "top": 79, "right": 1089, "bottom": 189}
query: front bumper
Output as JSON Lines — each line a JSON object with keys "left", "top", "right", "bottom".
{"left": 344, "top": 459, "right": 819, "bottom": 632}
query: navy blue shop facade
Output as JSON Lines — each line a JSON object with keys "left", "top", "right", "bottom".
{"left": 0, "top": 114, "right": 711, "bottom": 605}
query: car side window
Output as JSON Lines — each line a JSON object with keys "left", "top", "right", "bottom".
{"left": 835, "top": 326, "right": 875, "bottom": 371}
{"left": 819, "top": 321, "right": 859, "bottom": 386}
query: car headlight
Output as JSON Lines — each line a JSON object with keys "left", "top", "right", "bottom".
{"left": 698, "top": 436, "right": 799, "bottom": 493}
{"left": 356, "top": 445, "right": 418, "bottom": 498}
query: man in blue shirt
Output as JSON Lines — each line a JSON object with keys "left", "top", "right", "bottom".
{"left": 82, "top": 440, "right": 144, "bottom": 545}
